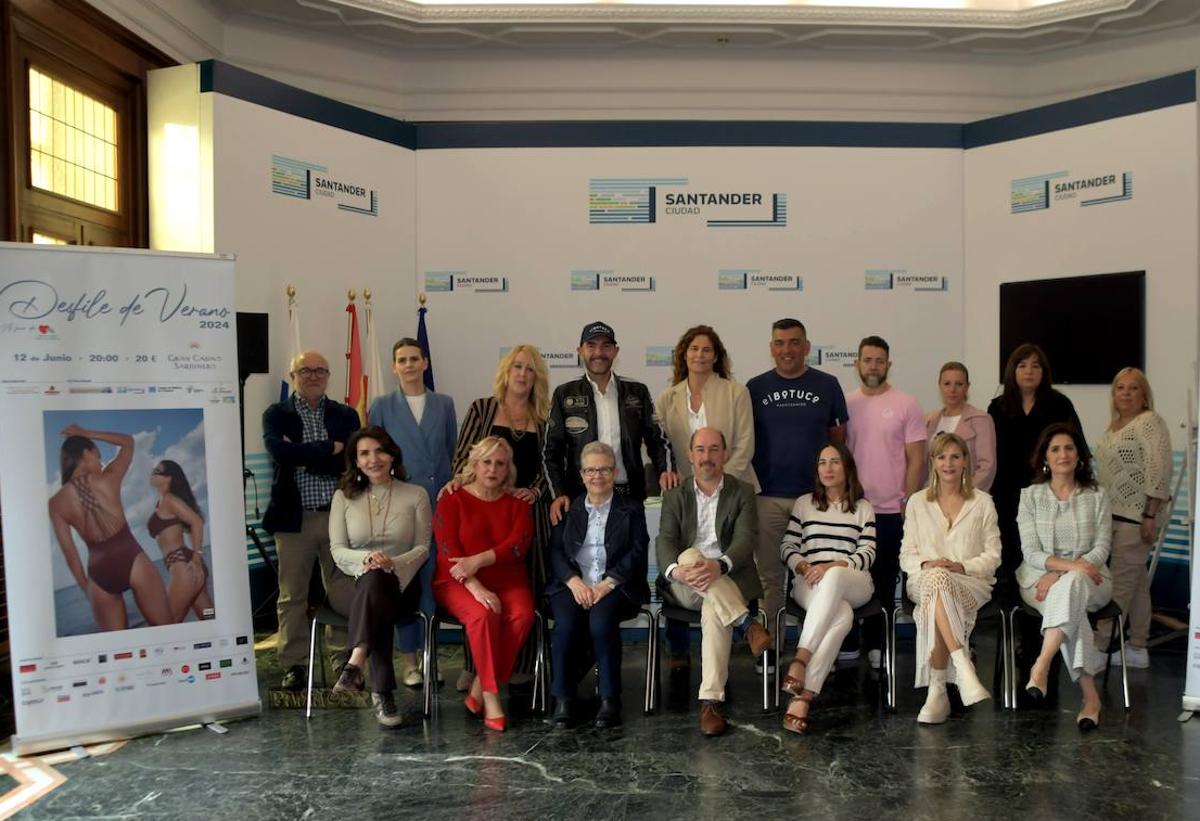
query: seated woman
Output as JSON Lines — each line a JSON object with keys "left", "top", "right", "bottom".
{"left": 148, "top": 459, "right": 214, "bottom": 622}
{"left": 1017, "top": 423, "right": 1112, "bottom": 730}
{"left": 433, "top": 436, "right": 535, "bottom": 732}
{"left": 48, "top": 424, "right": 170, "bottom": 631}
{"left": 777, "top": 442, "right": 876, "bottom": 734}
{"left": 899, "top": 432, "right": 1001, "bottom": 724}
{"left": 547, "top": 442, "right": 650, "bottom": 730}
{"left": 328, "top": 426, "right": 431, "bottom": 728}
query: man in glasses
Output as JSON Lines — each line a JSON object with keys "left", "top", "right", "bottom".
{"left": 262, "top": 350, "right": 361, "bottom": 690}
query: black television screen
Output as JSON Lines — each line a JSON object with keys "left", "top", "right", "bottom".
{"left": 999, "top": 271, "right": 1145, "bottom": 385}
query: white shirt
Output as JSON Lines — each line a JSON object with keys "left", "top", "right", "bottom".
{"left": 587, "top": 371, "right": 626, "bottom": 485}
{"left": 580, "top": 494, "right": 613, "bottom": 586}
{"left": 687, "top": 401, "right": 707, "bottom": 436}
{"left": 666, "top": 477, "right": 733, "bottom": 579}
{"left": 935, "top": 414, "right": 961, "bottom": 435}
{"left": 404, "top": 392, "right": 427, "bottom": 425}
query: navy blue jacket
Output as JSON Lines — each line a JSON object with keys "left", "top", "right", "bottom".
{"left": 261, "top": 395, "right": 361, "bottom": 534}
{"left": 547, "top": 492, "right": 650, "bottom": 605}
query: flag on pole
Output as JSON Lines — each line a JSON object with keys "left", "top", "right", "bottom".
{"left": 363, "top": 290, "right": 385, "bottom": 424}
{"left": 282, "top": 286, "right": 302, "bottom": 402}
{"left": 417, "top": 298, "right": 435, "bottom": 391}
{"left": 345, "top": 296, "right": 366, "bottom": 423}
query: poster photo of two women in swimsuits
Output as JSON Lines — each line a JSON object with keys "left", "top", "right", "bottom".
{"left": 45, "top": 407, "right": 217, "bottom": 637}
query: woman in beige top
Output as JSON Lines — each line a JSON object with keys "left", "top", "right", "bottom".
{"left": 656, "top": 324, "right": 755, "bottom": 485}
{"left": 328, "top": 426, "right": 432, "bottom": 727}
{"left": 899, "top": 432, "right": 1001, "bottom": 724}
{"left": 1093, "top": 367, "right": 1172, "bottom": 668}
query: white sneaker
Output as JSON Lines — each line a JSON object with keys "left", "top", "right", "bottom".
{"left": 918, "top": 669, "right": 951, "bottom": 724}
{"left": 867, "top": 650, "right": 883, "bottom": 670}
{"left": 836, "top": 649, "right": 860, "bottom": 665}
{"left": 1123, "top": 645, "right": 1150, "bottom": 669}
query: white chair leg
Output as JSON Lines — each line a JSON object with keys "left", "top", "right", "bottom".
{"left": 416, "top": 612, "right": 432, "bottom": 718}
{"left": 305, "top": 616, "right": 318, "bottom": 720}
{"left": 1118, "top": 614, "right": 1130, "bottom": 711}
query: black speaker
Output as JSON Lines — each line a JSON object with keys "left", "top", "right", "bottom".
{"left": 236, "top": 312, "right": 269, "bottom": 380}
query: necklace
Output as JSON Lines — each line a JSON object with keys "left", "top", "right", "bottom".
{"left": 503, "top": 400, "right": 530, "bottom": 441}
{"left": 367, "top": 481, "right": 394, "bottom": 538}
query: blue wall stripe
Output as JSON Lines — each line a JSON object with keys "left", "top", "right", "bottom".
{"left": 196, "top": 61, "right": 1193, "bottom": 150}
{"left": 414, "top": 120, "right": 964, "bottom": 149}
{"left": 199, "top": 60, "right": 416, "bottom": 149}
{"left": 963, "top": 71, "right": 1196, "bottom": 149}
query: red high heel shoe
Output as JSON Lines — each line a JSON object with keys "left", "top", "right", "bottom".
{"left": 483, "top": 715, "right": 507, "bottom": 732}
{"left": 464, "top": 694, "right": 483, "bottom": 716}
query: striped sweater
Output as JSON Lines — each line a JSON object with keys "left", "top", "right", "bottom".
{"left": 779, "top": 493, "right": 877, "bottom": 572}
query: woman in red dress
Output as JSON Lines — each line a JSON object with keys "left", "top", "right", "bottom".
{"left": 433, "top": 436, "right": 534, "bottom": 731}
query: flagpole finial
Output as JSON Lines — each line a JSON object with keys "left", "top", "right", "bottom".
{"left": 286, "top": 284, "right": 296, "bottom": 303}
{"left": 419, "top": 292, "right": 427, "bottom": 307}
{"left": 348, "top": 289, "right": 356, "bottom": 302}
{"left": 363, "top": 288, "right": 372, "bottom": 303}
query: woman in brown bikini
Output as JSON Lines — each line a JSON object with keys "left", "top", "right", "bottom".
{"left": 148, "top": 459, "right": 215, "bottom": 622}
{"left": 48, "top": 425, "right": 171, "bottom": 631}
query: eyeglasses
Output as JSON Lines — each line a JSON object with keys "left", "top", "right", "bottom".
{"left": 582, "top": 466, "right": 615, "bottom": 477}
{"left": 294, "top": 367, "right": 330, "bottom": 378}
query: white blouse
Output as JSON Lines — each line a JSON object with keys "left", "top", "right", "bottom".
{"left": 1094, "top": 411, "right": 1172, "bottom": 523}
{"left": 899, "top": 491, "right": 1002, "bottom": 582}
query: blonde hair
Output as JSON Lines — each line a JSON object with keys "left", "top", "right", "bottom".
{"left": 1109, "top": 367, "right": 1154, "bottom": 420}
{"left": 493, "top": 345, "right": 550, "bottom": 425}
{"left": 457, "top": 436, "right": 517, "bottom": 492}
{"left": 925, "top": 432, "right": 975, "bottom": 501}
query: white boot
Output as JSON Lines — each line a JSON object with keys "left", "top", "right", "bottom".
{"left": 950, "top": 648, "right": 991, "bottom": 706}
{"left": 918, "top": 668, "right": 951, "bottom": 724}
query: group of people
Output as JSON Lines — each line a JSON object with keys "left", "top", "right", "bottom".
{"left": 50, "top": 426, "right": 215, "bottom": 632}
{"left": 260, "top": 318, "right": 1171, "bottom": 736}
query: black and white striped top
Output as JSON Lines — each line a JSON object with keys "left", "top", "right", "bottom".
{"left": 779, "top": 493, "right": 877, "bottom": 572}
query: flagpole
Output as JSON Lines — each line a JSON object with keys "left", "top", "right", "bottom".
{"left": 344, "top": 288, "right": 356, "bottom": 402}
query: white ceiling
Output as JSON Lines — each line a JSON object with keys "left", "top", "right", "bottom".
{"left": 210, "top": 0, "right": 1200, "bottom": 53}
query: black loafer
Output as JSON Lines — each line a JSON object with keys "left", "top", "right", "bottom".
{"left": 551, "top": 699, "right": 573, "bottom": 728}
{"left": 280, "top": 666, "right": 306, "bottom": 691}
{"left": 594, "top": 698, "right": 622, "bottom": 729}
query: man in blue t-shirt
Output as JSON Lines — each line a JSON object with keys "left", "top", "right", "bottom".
{"left": 747, "top": 319, "right": 848, "bottom": 659}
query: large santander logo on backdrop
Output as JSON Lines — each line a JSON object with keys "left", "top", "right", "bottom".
{"left": 589, "top": 178, "right": 787, "bottom": 228}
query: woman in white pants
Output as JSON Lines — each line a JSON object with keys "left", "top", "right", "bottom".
{"left": 899, "top": 432, "right": 1001, "bottom": 724}
{"left": 1017, "top": 422, "right": 1112, "bottom": 730}
{"left": 778, "top": 442, "right": 876, "bottom": 734}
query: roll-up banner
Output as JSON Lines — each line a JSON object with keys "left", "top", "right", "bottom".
{"left": 1187, "top": 397, "right": 1200, "bottom": 712}
{"left": 0, "top": 243, "right": 259, "bottom": 754}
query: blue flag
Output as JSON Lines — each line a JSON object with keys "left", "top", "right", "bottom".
{"left": 417, "top": 305, "right": 435, "bottom": 391}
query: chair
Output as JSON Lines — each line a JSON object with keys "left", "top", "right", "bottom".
{"left": 424, "top": 608, "right": 548, "bottom": 714}
{"left": 772, "top": 567, "right": 893, "bottom": 710}
{"left": 304, "top": 600, "right": 432, "bottom": 719}
{"left": 538, "top": 605, "right": 657, "bottom": 714}
{"left": 890, "top": 574, "right": 1012, "bottom": 712}
{"left": 1005, "top": 598, "right": 1130, "bottom": 711}
{"left": 646, "top": 595, "right": 770, "bottom": 713}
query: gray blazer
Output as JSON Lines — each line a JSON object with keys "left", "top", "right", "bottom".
{"left": 655, "top": 475, "right": 762, "bottom": 604}
{"left": 1015, "top": 482, "right": 1112, "bottom": 588}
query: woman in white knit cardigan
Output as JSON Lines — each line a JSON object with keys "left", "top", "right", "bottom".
{"left": 899, "top": 432, "right": 1002, "bottom": 724}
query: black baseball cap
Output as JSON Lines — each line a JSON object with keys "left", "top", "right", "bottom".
{"left": 579, "top": 321, "right": 616, "bottom": 345}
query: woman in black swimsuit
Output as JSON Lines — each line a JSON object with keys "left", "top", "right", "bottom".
{"left": 148, "top": 459, "right": 214, "bottom": 622}
{"left": 48, "top": 425, "right": 171, "bottom": 631}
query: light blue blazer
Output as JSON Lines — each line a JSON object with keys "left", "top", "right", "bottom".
{"left": 369, "top": 390, "right": 457, "bottom": 508}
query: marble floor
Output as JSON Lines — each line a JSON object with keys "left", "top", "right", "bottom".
{"left": 13, "top": 633, "right": 1200, "bottom": 821}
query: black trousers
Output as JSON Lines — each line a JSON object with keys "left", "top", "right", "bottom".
{"left": 549, "top": 588, "right": 640, "bottom": 700}
{"left": 348, "top": 569, "right": 421, "bottom": 693}
{"left": 865, "top": 513, "right": 903, "bottom": 651}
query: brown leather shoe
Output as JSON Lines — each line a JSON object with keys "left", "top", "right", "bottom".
{"left": 744, "top": 621, "right": 772, "bottom": 657}
{"left": 699, "top": 701, "right": 727, "bottom": 737}
{"left": 667, "top": 654, "right": 691, "bottom": 674}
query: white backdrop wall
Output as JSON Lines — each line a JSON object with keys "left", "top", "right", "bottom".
{"left": 416, "top": 146, "right": 964, "bottom": 415}
{"left": 963, "top": 102, "right": 1198, "bottom": 450}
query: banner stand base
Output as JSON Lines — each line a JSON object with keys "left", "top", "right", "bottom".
{"left": 12, "top": 699, "right": 261, "bottom": 757}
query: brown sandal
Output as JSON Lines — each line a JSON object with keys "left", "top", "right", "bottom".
{"left": 782, "top": 692, "right": 814, "bottom": 735}
{"left": 781, "top": 658, "right": 808, "bottom": 697}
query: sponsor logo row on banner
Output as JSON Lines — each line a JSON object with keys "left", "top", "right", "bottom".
{"left": 426, "top": 270, "right": 948, "bottom": 293}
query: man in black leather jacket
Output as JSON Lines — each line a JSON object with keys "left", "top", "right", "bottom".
{"left": 544, "top": 321, "right": 678, "bottom": 525}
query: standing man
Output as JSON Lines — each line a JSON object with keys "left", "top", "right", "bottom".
{"left": 657, "top": 427, "right": 770, "bottom": 737}
{"left": 263, "top": 350, "right": 360, "bottom": 690}
{"left": 545, "top": 320, "right": 677, "bottom": 525}
{"left": 369, "top": 337, "right": 457, "bottom": 686}
{"left": 746, "top": 319, "right": 848, "bottom": 669}
{"left": 845, "top": 336, "right": 926, "bottom": 665}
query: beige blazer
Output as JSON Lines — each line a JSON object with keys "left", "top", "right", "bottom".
{"left": 657, "top": 375, "right": 756, "bottom": 487}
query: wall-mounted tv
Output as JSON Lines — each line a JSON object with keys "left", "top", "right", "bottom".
{"left": 999, "top": 271, "right": 1145, "bottom": 385}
